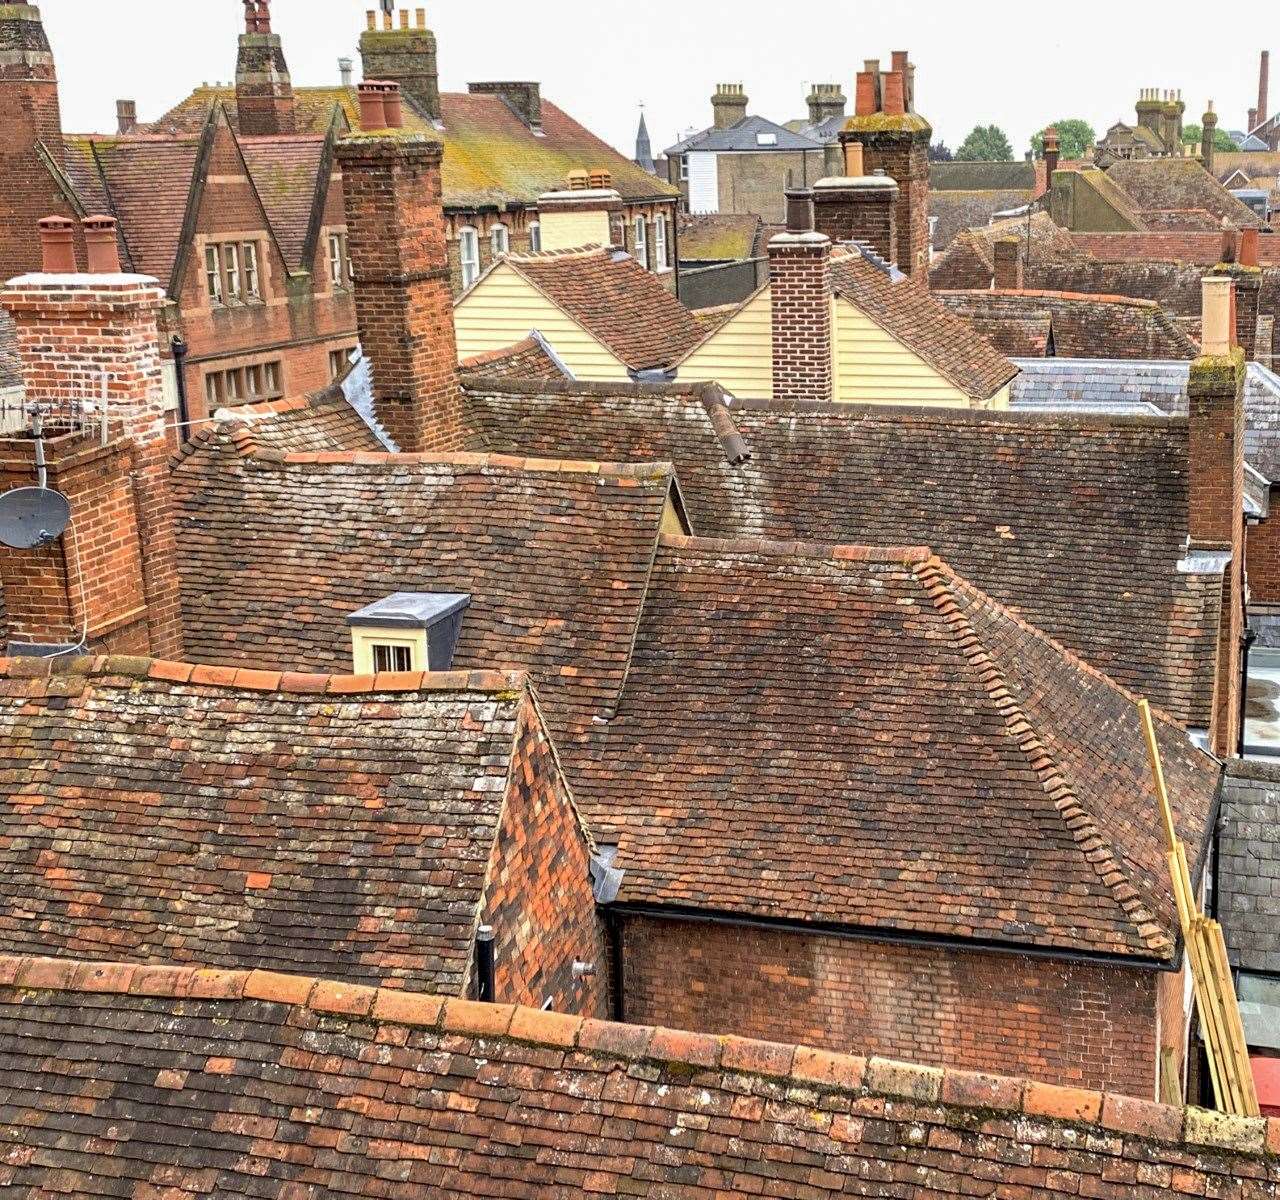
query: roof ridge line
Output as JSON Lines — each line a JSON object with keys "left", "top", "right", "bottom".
{"left": 940, "top": 287, "right": 1164, "bottom": 309}
{"left": 0, "top": 656, "right": 527, "bottom": 697}
{"left": 272, "top": 450, "right": 677, "bottom": 480}
{"left": 659, "top": 534, "right": 932, "bottom": 564}
{"left": 3, "top": 953, "right": 1269, "bottom": 1157}
{"left": 911, "top": 557, "right": 1173, "bottom": 958}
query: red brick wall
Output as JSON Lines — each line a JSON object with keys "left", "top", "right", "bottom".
{"left": 769, "top": 237, "right": 833, "bottom": 403}
{"left": 479, "top": 698, "right": 608, "bottom": 1018}
{"left": 337, "top": 132, "right": 466, "bottom": 453}
{"left": 844, "top": 130, "right": 931, "bottom": 278}
{"left": 619, "top": 915, "right": 1159, "bottom": 1097}
{"left": 1251, "top": 496, "right": 1280, "bottom": 603}
{"left": 813, "top": 186, "right": 897, "bottom": 265}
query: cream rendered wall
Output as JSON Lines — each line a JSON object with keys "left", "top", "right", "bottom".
{"left": 677, "top": 285, "right": 775, "bottom": 398}
{"left": 454, "top": 262, "right": 632, "bottom": 382}
{"left": 539, "top": 208, "right": 613, "bottom": 252}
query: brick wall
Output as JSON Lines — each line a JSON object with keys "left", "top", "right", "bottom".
{"left": 337, "top": 131, "right": 466, "bottom": 453}
{"left": 813, "top": 185, "right": 897, "bottom": 265}
{"left": 234, "top": 32, "right": 296, "bottom": 136}
{"left": 842, "top": 130, "right": 931, "bottom": 278}
{"left": 618, "top": 915, "right": 1160, "bottom": 1097}
{"left": 1251, "top": 495, "right": 1280, "bottom": 603}
{"left": 479, "top": 697, "right": 608, "bottom": 1018}
{"left": 769, "top": 235, "right": 832, "bottom": 403}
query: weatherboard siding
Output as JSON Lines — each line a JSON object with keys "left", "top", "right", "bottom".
{"left": 678, "top": 286, "right": 774, "bottom": 397}
{"left": 454, "top": 263, "right": 631, "bottom": 382}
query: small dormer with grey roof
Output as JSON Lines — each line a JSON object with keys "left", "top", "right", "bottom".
{"left": 347, "top": 592, "right": 470, "bottom": 673}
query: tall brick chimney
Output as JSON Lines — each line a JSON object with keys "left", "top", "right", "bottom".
{"left": 0, "top": 215, "right": 183, "bottom": 658}
{"left": 0, "top": 3, "right": 79, "bottom": 280}
{"left": 1043, "top": 126, "right": 1060, "bottom": 181}
{"left": 812, "top": 141, "right": 899, "bottom": 265}
{"left": 712, "top": 84, "right": 748, "bottom": 130}
{"left": 359, "top": 7, "right": 440, "bottom": 124}
{"left": 336, "top": 99, "right": 466, "bottom": 454}
{"left": 236, "top": 0, "right": 296, "bottom": 135}
{"left": 840, "top": 51, "right": 932, "bottom": 278}
{"left": 769, "top": 188, "right": 833, "bottom": 404}
{"left": 1201, "top": 102, "right": 1219, "bottom": 178}
{"left": 993, "top": 237, "right": 1023, "bottom": 290}
{"left": 116, "top": 99, "right": 137, "bottom": 135}
{"left": 1189, "top": 274, "right": 1247, "bottom": 757}
{"left": 1259, "top": 51, "right": 1270, "bottom": 131}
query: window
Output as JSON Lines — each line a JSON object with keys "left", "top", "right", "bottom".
{"left": 633, "top": 216, "right": 648, "bottom": 269}
{"left": 679, "top": 155, "right": 689, "bottom": 181}
{"left": 654, "top": 213, "right": 668, "bottom": 271}
{"left": 490, "top": 223, "right": 510, "bottom": 258}
{"left": 204, "top": 240, "right": 263, "bottom": 304}
{"left": 327, "top": 231, "right": 351, "bottom": 287}
{"left": 528, "top": 221, "right": 541, "bottom": 252}
{"left": 371, "top": 643, "right": 414, "bottom": 673}
{"left": 202, "top": 359, "right": 283, "bottom": 409}
{"left": 328, "top": 346, "right": 356, "bottom": 379}
{"left": 459, "top": 226, "right": 480, "bottom": 288}
{"left": 756, "top": 132, "right": 778, "bottom": 146}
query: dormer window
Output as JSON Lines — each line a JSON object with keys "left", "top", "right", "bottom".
{"left": 347, "top": 592, "right": 471, "bottom": 674}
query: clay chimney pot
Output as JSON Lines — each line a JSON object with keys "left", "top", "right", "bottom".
{"left": 37, "top": 216, "right": 76, "bottom": 273}
{"left": 83, "top": 216, "right": 121, "bottom": 274}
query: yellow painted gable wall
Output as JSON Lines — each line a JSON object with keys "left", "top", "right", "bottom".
{"left": 677, "top": 289, "right": 1008, "bottom": 409}
{"left": 453, "top": 262, "right": 632, "bottom": 382}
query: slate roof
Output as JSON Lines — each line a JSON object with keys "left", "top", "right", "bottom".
{"left": 504, "top": 247, "right": 704, "bottom": 372}
{"left": 1106, "top": 158, "right": 1266, "bottom": 228}
{"left": 576, "top": 536, "right": 1215, "bottom": 958}
{"left": 827, "top": 248, "right": 1020, "bottom": 400}
{"left": 152, "top": 87, "right": 677, "bottom": 208}
{"left": 170, "top": 424, "right": 674, "bottom": 743}
{"left": 0, "top": 656, "right": 543, "bottom": 993}
{"left": 665, "top": 114, "right": 821, "bottom": 155}
{"left": 931, "top": 160, "right": 1039, "bottom": 191}
{"left": 3, "top": 955, "right": 1274, "bottom": 1199}
{"left": 463, "top": 381, "right": 1222, "bottom": 729}
{"left": 676, "top": 212, "right": 764, "bottom": 261}
{"left": 936, "top": 289, "right": 1200, "bottom": 360}
{"left": 1220, "top": 759, "right": 1280, "bottom": 975}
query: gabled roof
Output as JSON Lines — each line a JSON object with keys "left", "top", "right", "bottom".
{"left": 929, "top": 189, "right": 1035, "bottom": 252}
{"left": 936, "top": 289, "right": 1200, "bottom": 360}
{"left": 0, "top": 656, "right": 544, "bottom": 993}
{"left": 931, "top": 160, "right": 1038, "bottom": 191}
{"left": 462, "top": 380, "right": 1221, "bottom": 729}
{"left": 238, "top": 133, "right": 331, "bottom": 266}
{"left": 459, "top": 334, "right": 568, "bottom": 381}
{"left": 3, "top": 954, "right": 1273, "bottom": 1198}
{"left": 1106, "top": 157, "right": 1265, "bottom": 228}
{"left": 828, "top": 247, "right": 1019, "bottom": 400}
{"left": 151, "top": 87, "right": 678, "bottom": 208}
{"left": 929, "top": 212, "right": 1083, "bottom": 289}
{"left": 665, "top": 114, "right": 821, "bottom": 156}
{"left": 578, "top": 536, "right": 1215, "bottom": 958}
{"left": 171, "top": 418, "right": 675, "bottom": 742}
{"left": 500, "top": 247, "right": 704, "bottom": 372}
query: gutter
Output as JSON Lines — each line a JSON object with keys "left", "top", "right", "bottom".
{"left": 604, "top": 901, "right": 1179, "bottom": 974}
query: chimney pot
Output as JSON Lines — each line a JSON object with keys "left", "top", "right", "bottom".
{"left": 366, "top": 9, "right": 376, "bottom": 30}
{"left": 784, "top": 186, "right": 816, "bottom": 234}
{"left": 1201, "top": 275, "right": 1237, "bottom": 355}
{"left": 843, "top": 140, "right": 865, "bottom": 176}
{"left": 357, "top": 80, "right": 389, "bottom": 130}
{"left": 854, "top": 71, "right": 877, "bottom": 116}
{"left": 382, "top": 81, "right": 404, "bottom": 129}
{"left": 339, "top": 57, "right": 354, "bottom": 87}
{"left": 1241, "top": 226, "right": 1260, "bottom": 268}
{"left": 82, "top": 215, "right": 121, "bottom": 274}
{"left": 116, "top": 99, "right": 137, "bottom": 135}
{"left": 881, "top": 71, "right": 906, "bottom": 116}
{"left": 37, "top": 216, "right": 76, "bottom": 273}
{"left": 416, "top": 7, "right": 426, "bottom": 27}
{"left": 891, "top": 50, "right": 909, "bottom": 72}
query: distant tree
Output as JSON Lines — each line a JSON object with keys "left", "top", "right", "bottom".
{"left": 1031, "top": 119, "right": 1096, "bottom": 160}
{"left": 1182, "top": 123, "right": 1236, "bottom": 152}
{"left": 929, "top": 141, "right": 954, "bottom": 162}
{"left": 955, "top": 124, "right": 1015, "bottom": 162}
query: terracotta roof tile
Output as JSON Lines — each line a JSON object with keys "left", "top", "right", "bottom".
{"left": 459, "top": 334, "right": 567, "bottom": 380}
{"left": 506, "top": 247, "right": 703, "bottom": 372}
{"left": 574, "top": 538, "right": 1215, "bottom": 957}
{"left": 238, "top": 134, "right": 329, "bottom": 266}
{"left": 0, "top": 956, "right": 1275, "bottom": 1196}
{"left": 0, "top": 657, "right": 534, "bottom": 992}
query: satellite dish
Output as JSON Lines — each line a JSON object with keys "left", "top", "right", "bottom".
{"left": 0, "top": 487, "right": 71, "bottom": 550}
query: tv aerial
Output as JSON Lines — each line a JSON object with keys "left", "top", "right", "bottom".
{"left": 0, "top": 406, "right": 72, "bottom": 550}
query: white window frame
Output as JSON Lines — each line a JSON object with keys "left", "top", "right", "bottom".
{"left": 679, "top": 156, "right": 689, "bottom": 181}
{"left": 633, "top": 216, "right": 648, "bottom": 269}
{"left": 328, "top": 232, "right": 347, "bottom": 287}
{"left": 459, "top": 226, "right": 480, "bottom": 289}
{"left": 490, "top": 223, "right": 510, "bottom": 258}
{"left": 221, "top": 242, "right": 241, "bottom": 301}
{"left": 528, "top": 221, "right": 541, "bottom": 252}
{"left": 204, "top": 245, "right": 223, "bottom": 303}
{"left": 241, "top": 241, "right": 260, "bottom": 299}
{"left": 371, "top": 642, "right": 416, "bottom": 673}
{"left": 654, "top": 213, "right": 668, "bottom": 270}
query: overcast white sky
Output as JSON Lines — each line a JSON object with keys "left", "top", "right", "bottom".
{"left": 44, "top": 1, "right": 1270, "bottom": 157}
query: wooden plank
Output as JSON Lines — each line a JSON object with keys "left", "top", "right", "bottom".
{"left": 1159, "top": 1046, "right": 1182, "bottom": 1107}
{"left": 1195, "top": 919, "right": 1244, "bottom": 1114}
{"left": 1206, "top": 919, "right": 1260, "bottom": 1114}
{"left": 1138, "top": 699, "right": 1179, "bottom": 854}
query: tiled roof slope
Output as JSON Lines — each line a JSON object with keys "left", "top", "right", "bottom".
{"left": 506, "top": 247, "right": 704, "bottom": 372}
{"left": 929, "top": 188, "right": 1034, "bottom": 252}
{"left": 579, "top": 538, "right": 1214, "bottom": 957}
{"left": 936, "top": 289, "right": 1200, "bottom": 360}
{"left": 238, "top": 135, "right": 329, "bottom": 266}
{"left": 827, "top": 250, "right": 1019, "bottom": 400}
{"left": 170, "top": 430, "right": 673, "bottom": 741}
{"left": 1072, "top": 231, "right": 1280, "bottom": 265}
{"left": 2, "top": 956, "right": 1278, "bottom": 1198}
{"left": 1106, "top": 158, "right": 1265, "bottom": 228}
{"left": 459, "top": 335, "right": 567, "bottom": 381}
{"left": 151, "top": 87, "right": 677, "bottom": 207}
{"left": 463, "top": 382, "right": 1220, "bottom": 727}
{"left": 180, "top": 388, "right": 385, "bottom": 458}
{"left": 0, "top": 657, "right": 536, "bottom": 993}
{"left": 676, "top": 212, "right": 763, "bottom": 261}
{"left": 1217, "top": 759, "right": 1280, "bottom": 975}
{"left": 0, "top": 307, "right": 19, "bottom": 392}
{"left": 932, "top": 160, "right": 1039, "bottom": 191}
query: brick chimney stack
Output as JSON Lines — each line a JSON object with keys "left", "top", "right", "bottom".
{"left": 768, "top": 189, "right": 833, "bottom": 404}
{"left": 336, "top": 104, "right": 467, "bottom": 454}
{"left": 711, "top": 83, "right": 748, "bottom": 130}
{"left": 1259, "top": 51, "right": 1270, "bottom": 131}
{"left": 812, "top": 140, "right": 899, "bottom": 265}
{"left": 993, "top": 237, "right": 1024, "bottom": 290}
{"left": 236, "top": 0, "right": 296, "bottom": 135}
{"left": 116, "top": 99, "right": 137, "bottom": 135}
{"left": 1043, "top": 126, "right": 1060, "bottom": 181}
{"left": 1215, "top": 224, "right": 1262, "bottom": 361}
{"left": 359, "top": 7, "right": 440, "bottom": 124}
{"left": 0, "top": 3, "right": 80, "bottom": 279}
{"left": 807, "top": 83, "right": 847, "bottom": 127}
{"left": 1189, "top": 273, "right": 1247, "bottom": 757}
{"left": 840, "top": 50, "right": 932, "bottom": 278}
{"left": 1201, "top": 102, "right": 1219, "bottom": 177}
{"left": 0, "top": 215, "right": 183, "bottom": 658}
